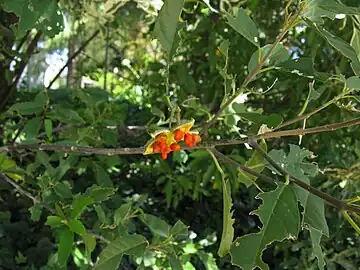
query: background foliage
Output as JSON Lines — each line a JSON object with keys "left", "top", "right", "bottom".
{"left": 1, "top": 0, "right": 360, "bottom": 269}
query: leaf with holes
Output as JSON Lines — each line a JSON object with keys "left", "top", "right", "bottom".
{"left": 218, "top": 180, "right": 235, "bottom": 257}
{"left": 230, "top": 183, "right": 300, "bottom": 270}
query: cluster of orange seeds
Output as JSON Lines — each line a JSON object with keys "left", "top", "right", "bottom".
{"left": 143, "top": 120, "right": 201, "bottom": 160}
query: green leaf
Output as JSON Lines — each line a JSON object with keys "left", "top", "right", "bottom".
{"left": 171, "top": 220, "right": 188, "bottom": 240}
{"left": 93, "top": 164, "right": 113, "bottom": 187}
{"left": 114, "top": 203, "right": 132, "bottom": 226}
{"left": 164, "top": 180, "right": 173, "bottom": 208}
{"left": 141, "top": 214, "right": 171, "bottom": 238}
{"left": 9, "top": 101, "right": 44, "bottom": 115}
{"left": 82, "top": 234, "right": 96, "bottom": 257}
{"left": 346, "top": 76, "right": 360, "bottom": 90}
{"left": 29, "top": 204, "right": 42, "bottom": 222}
{"left": 45, "top": 119, "right": 53, "bottom": 140}
{"left": 67, "top": 219, "right": 86, "bottom": 236}
{"left": 309, "top": 226, "right": 326, "bottom": 270}
{"left": 88, "top": 186, "right": 116, "bottom": 203}
{"left": 217, "top": 180, "right": 234, "bottom": 257}
{"left": 276, "top": 58, "right": 330, "bottom": 81}
{"left": 310, "top": 22, "right": 360, "bottom": 76}
{"left": 93, "top": 234, "right": 148, "bottom": 270}
{"left": 226, "top": 8, "right": 259, "bottom": 47}
{"left": 168, "top": 255, "right": 183, "bottom": 270}
{"left": 47, "top": 106, "right": 85, "bottom": 125}
{"left": 23, "top": 118, "right": 41, "bottom": 139}
{"left": 57, "top": 229, "right": 74, "bottom": 267}
{"left": 54, "top": 182, "right": 72, "bottom": 199}
{"left": 351, "top": 27, "right": 360, "bottom": 59}
{"left": 198, "top": 251, "right": 219, "bottom": 270}
{"left": 71, "top": 196, "right": 93, "bottom": 219}
{"left": 248, "top": 44, "right": 289, "bottom": 75}
{"left": 94, "top": 205, "right": 106, "bottom": 224}
{"left": 45, "top": 216, "right": 64, "bottom": 228}
{"left": 230, "top": 183, "right": 300, "bottom": 270}
{"left": 267, "top": 145, "right": 328, "bottom": 237}
{"left": 154, "top": 0, "right": 185, "bottom": 58}
{"left": 303, "top": 0, "right": 360, "bottom": 24}
{"left": 238, "top": 140, "right": 267, "bottom": 187}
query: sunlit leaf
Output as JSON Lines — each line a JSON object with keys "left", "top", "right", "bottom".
{"left": 114, "top": 203, "right": 132, "bottom": 226}
{"left": 67, "top": 219, "right": 86, "bottom": 236}
{"left": 351, "top": 27, "right": 360, "bottom": 59}
{"left": 71, "top": 195, "right": 93, "bottom": 219}
{"left": 346, "top": 76, "right": 360, "bottom": 90}
{"left": 82, "top": 234, "right": 96, "bottom": 258}
{"left": 226, "top": 8, "right": 259, "bottom": 47}
{"left": 238, "top": 140, "right": 267, "bottom": 187}
{"left": 230, "top": 183, "right": 300, "bottom": 270}
{"left": 154, "top": 0, "right": 185, "bottom": 58}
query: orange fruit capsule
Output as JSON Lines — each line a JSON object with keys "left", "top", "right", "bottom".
{"left": 152, "top": 142, "right": 161, "bottom": 153}
{"left": 174, "top": 129, "right": 185, "bottom": 142}
{"left": 184, "top": 133, "right": 193, "bottom": 147}
{"left": 170, "top": 143, "right": 181, "bottom": 151}
{"left": 192, "top": 134, "right": 201, "bottom": 144}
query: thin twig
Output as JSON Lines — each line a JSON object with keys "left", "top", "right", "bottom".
{"left": 47, "top": 30, "right": 100, "bottom": 89}
{"left": 0, "top": 173, "right": 55, "bottom": 213}
{"left": 1, "top": 116, "right": 360, "bottom": 155}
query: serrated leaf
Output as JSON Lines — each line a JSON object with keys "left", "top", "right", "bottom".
{"left": 217, "top": 180, "right": 234, "bottom": 257}
{"left": 114, "top": 203, "right": 132, "bottom": 226}
{"left": 230, "top": 183, "right": 300, "bottom": 270}
{"left": 47, "top": 106, "right": 85, "bottom": 125}
{"left": 71, "top": 196, "right": 93, "bottom": 219}
{"left": 141, "top": 214, "right": 171, "bottom": 238}
{"left": 82, "top": 234, "right": 96, "bottom": 257}
{"left": 45, "top": 216, "right": 64, "bottom": 228}
{"left": 67, "top": 219, "right": 86, "bottom": 236}
{"left": 302, "top": 194, "right": 329, "bottom": 237}
{"left": 93, "top": 234, "right": 148, "bottom": 270}
{"left": 88, "top": 186, "right": 116, "bottom": 202}
{"left": 154, "top": 0, "right": 185, "bottom": 58}
{"left": 29, "top": 204, "right": 42, "bottom": 222}
{"left": 238, "top": 140, "right": 267, "bottom": 187}
{"left": 310, "top": 22, "right": 360, "bottom": 76}
{"left": 309, "top": 226, "right": 326, "bottom": 270}
{"left": 57, "top": 229, "right": 74, "bottom": 267}
{"left": 226, "top": 8, "right": 259, "bottom": 47}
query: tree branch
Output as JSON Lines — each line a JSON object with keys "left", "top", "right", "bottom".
{"left": 247, "top": 140, "right": 360, "bottom": 214}
{"left": 1, "top": 116, "right": 360, "bottom": 155}
{"left": 46, "top": 30, "right": 100, "bottom": 89}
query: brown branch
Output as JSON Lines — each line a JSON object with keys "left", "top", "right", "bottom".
{"left": 0, "top": 173, "right": 55, "bottom": 214}
{"left": 213, "top": 148, "right": 360, "bottom": 215}
{"left": 0, "top": 31, "right": 42, "bottom": 110}
{"left": 0, "top": 117, "right": 360, "bottom": 156}
{"left": 1, "top": 116, "right": 360, "bottom": 155}
{"left": 46, "top": 30, "right": 100, "bottom": 89}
